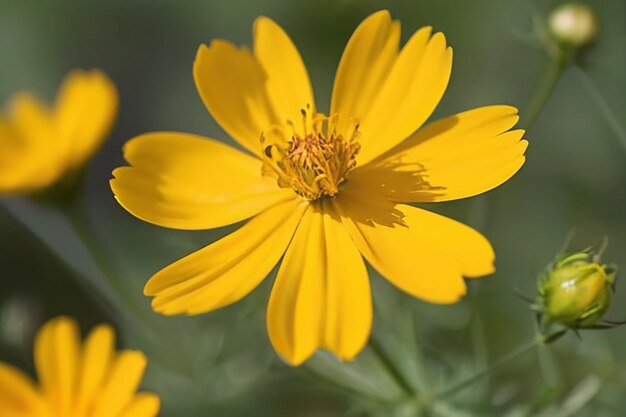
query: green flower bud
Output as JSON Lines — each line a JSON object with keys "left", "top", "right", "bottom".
{"left": 537, "top": 248, "right": 617, "bottom": 329}
{"left": 548, "top": 4, "right": 598, "bottom": 48}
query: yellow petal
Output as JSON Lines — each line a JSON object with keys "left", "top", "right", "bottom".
{"left": 0, "top": 116, "right": 34, "bottom": 193}
{"left": 146, "top": 198, "right": 307, "bottom": 315}
{"left": 0, "top": 70, "right": 116, "bottom": 194}
{"left": 267, "top": 206, "right": 320, "bottom": 365}
{"left": 334, "top": 194, "right": 494, "bottom": 303}
{"left": 353, "top": 106, "right": 528, "bottom": 202}
{"left": 254, "top": 17, "right": 316, "bottom": 128}
{"left": 7, "top": 93, "right": 52, "bottom": 146}
{"left": 74, "top": 324, "right": 115, "bottom": 417}
{"left": 320, "top": 204, "right": 372, "bottom": 361}
{"left": 53, "top": 69, "right": 118, "bottom": 170}
{"left": 267, "top": 203, "right": 371, "bottom": 365}
{"left": 331, "top": 11, "right": 452, "bottom": 164}
{"left": 0, "top": 93, "right": 60, "bottom": 192}
{"left": 0, "top": 362, "right": 46, "bottom": 417}
{"left": 194, "top": 40, "right": 279, "bottom": 156}
{"left": 34, "top": 317, "right": 80, "bottom": 417}
{"left": 117, "top": 393, "right": 160, "bottom": 417}
{"left": 89, "top": 351, "right": 147, "bottom": 417}
{"left": 111, "top": 132, "right": 294, "bottom": 230}
{"left": 330, "top": 10, "right": 400, "bottom": 137}
{"left": 359, "top": 28, "right": 452, "bottom": 163}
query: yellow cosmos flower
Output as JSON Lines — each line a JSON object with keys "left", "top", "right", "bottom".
{"left": 0, "top": 316, "right": 159, "bottom": 417}
{"left": 111, "top": 10, "right": 528, "bottom": 365}
{"left": 0, "top": 69, "right": 117, "bottom": 194}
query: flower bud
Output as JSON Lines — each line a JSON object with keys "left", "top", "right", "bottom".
{"left": 548, "top": 4, "right": 598, "bottom": 48}
{"left": 537, "top": 248, "right": 617, "bottom": 329}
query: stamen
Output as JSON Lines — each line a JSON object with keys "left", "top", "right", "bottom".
{"left": 261, "top": 114, "right": 360, "bottom": 201}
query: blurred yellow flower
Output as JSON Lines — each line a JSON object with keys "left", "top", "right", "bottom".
{"left": 0, "top": 316, "right": 159, "bottom": 417}
{"left": 111, "top": 10, "right": 528, "bottom": 365}
{"left": 0, "top": 69, "right": 117, "bottom": 194}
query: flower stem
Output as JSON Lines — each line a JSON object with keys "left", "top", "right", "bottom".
{"left": 434, "top": 337, "right": 542, "bottom": 400}
{"left": 1, "top": 197, "right": 153, "bottom": 346}
{"left": 62, "top": 199, "right": 155, "bottom": 345}
{"left": 369, "top": 337, "right": 416, "bottom": 398}
{"left": 573, "top": 66, "right": 626, "bottom": 154}
{"left": 521, "top": 49, "right": 571, "bottom": 130}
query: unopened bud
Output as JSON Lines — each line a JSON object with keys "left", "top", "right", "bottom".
{"left": 548, "top": 4, "right": 598, "bottom": 48}
{"left": 536, "top": 247, "right": 617, "bottom": 329}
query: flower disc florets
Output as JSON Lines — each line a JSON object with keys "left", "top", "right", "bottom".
{"left": 261, "top": 111, "right": 361, "bottom": 200}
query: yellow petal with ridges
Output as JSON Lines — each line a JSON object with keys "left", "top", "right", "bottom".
{"left": 34, "top": 317, "right": 80, "bottom": 417}
{"left": 267, "top": 206, "right": 321, "bottom": 365}
{"left": 330, "top": 10, "right": 400, "bottom": 136}
{"left": 89, "top": 351, "right": 147, "bottom": 417}
{"left": 356, "top": 27, "right": 452, "bottom": 163}
{"left": 74, "top": 324, "right": 115, "bottom": 417}
{"left": 320, "top": 203, "right": 372, "bottom": 360}
{"left": 353, "top": 106, "right": 527, "bottom": 202}
{"left": 111, "top": 132, "right": 294, "bottom": 230}
{"left": 194, "top": 40, "right": 279, "bottom": 156}
{"left": 267, "top": 203, "right": 371, "bottom": 365}
{"left": 335, "top": 193, "right": 494, "bottom": 303}
{"left": 117, "top": 393, "right": 160, "bottom": 417}
{"left": 147, "top": 198, "right": 307, "bottom": 315}
{"left": 0, "top": 362, "right": 47, "bottom": 417}
{"left": 254, "top": 17, "right": 316, "bottom": 129}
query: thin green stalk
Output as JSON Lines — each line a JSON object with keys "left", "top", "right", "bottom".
{"left": 434, "top": 338, "right": 542, "bottom": 400}
{"left": 1, "top": 201, "right": 116, "bottom": 314}
{"left": 421, "top": 36, "right": 572, "bottom": 408}
{"left": 2, "top": 198, "right": 154, "bottom": 347}
{"left": 369, "top": 337, "right": 415, "bottom": 398}
{"left": 521, "top": 49, "right": 570, "bottom": 130}
{"left": 61, "top": 199, "right": 158, "bottom": 348}
{"left": 573, "top": 66, "right": 626, "bottom": 154}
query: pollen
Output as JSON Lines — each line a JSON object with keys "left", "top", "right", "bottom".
{"left": 261, "top": 110, "right": 360, "bottom": 201}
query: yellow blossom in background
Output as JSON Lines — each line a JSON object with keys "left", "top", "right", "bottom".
{"left": 111, "top": 10, "right": 528, "bottom": 365}
{"left": 0, "top": 316, "right": 160, "bottom": 417}
{"left": 0, "top": 69, "right": 117, "bottom": 194}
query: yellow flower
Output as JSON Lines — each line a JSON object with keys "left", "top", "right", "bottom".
{"left": 0, "top": 69, "right": 117, "bottom": 194}
{"left": 0, "top": 316, "right": 159, "bottom": 417}
{"left": 111, "top": 10, "right": 528, "bottom": 365}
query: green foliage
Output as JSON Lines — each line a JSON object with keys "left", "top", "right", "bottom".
{"left": 1, "top": 0, "right": 625, "bottom": 416}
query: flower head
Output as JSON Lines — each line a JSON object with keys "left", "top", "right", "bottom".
{"left": 548, "top": 3, "right": 598, "bottom": 48}
{"left": 111, "top": 11, "right": 528, "bottom": 365}
{"left": 535, "top": 245, "right": 617, "bottom": 329}
{"left": 0, "top": 69, "right": 117, "bottom": 195}
{"left": 0, "top": 316, "right": 159, "bottom": 417}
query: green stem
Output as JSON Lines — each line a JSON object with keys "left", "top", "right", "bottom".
{"left": 2, "top": 198, "right": 154, "bottom": 346}
{"left": 1, "top": 201, "right": 112, "bottom": 313}
{"left": 418, "top": 42, "right": 572, "bottom": 407}
{"left": 573, "top": 66, "right": 626, "bottom": 154}
{"left": 61, "top": 199, "right": 155, "bottom": 345}
{"left": 369, "top": 337, "right": 415, "bottom": 398}
{"left": 521, "top": 49, "right": 570, "bottom": 130}
{"left": 434, "top": 338, "right": 542, "bottom": 400}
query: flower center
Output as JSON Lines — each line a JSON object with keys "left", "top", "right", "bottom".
{"left": 261, "top": 111, "right": 360, "bottom": 201}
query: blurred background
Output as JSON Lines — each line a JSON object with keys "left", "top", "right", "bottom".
{"left": 0, "top": 0, "right": 625, "bottom": 415}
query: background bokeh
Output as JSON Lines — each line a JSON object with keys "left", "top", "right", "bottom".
{"left": 1, "top": 0, "right": 625, "bottom": 415}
